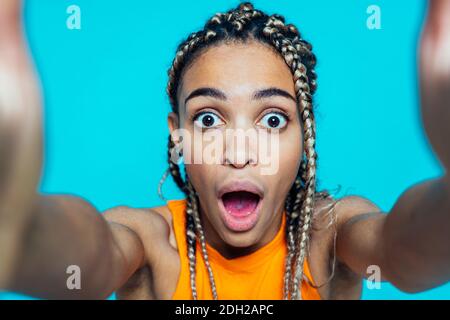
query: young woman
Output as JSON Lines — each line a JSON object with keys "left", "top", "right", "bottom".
{"left": 0, "top": 1, "right": 449, "bottom": 300}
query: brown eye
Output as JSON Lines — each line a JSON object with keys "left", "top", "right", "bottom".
{"left": 193, "top": 112, "right": 224, "bottom": 128}
{"left": 259, "top": 112, "right": 288, "bottom": 129}
{"left": 202, "top": 115, "right": 214, "bottom": 126}
{"left": 267, "top": 115, "right": 280, "bottom": 127}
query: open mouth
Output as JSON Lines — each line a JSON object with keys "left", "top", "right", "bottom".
{"left": 217, "top": 181, "right": 264, "bottom": 232}
{"left": 221, "top": 191, "right": 261, "bottom": 217}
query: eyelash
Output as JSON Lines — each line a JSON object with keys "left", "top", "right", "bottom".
{"left": 258, "top": 108, "right": 291, "bottom": 122}
{"left": 190, "top": 107, "right": 291, "bottom": 127}
{"left": 190, "top": 109, "right": 224, "bottom": 126}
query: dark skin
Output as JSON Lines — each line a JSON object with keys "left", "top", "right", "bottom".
{"left": 0, "top": 0, "right": 449, "bottom": 299}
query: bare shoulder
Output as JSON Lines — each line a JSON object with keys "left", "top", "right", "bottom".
{"left": 101, "top": 204, "right": 179, "bottom": 299}
{"left": 102, "top": 204, "right": 177, "bottom": 253}
{"left": 308, "top": 195, "right": 383, "bottom": 299}
{"left": 310, "top": 195, "right": 382, "bottom": 252}
{"left": 333, "top": 195, "right": 383, "bottom": 230}
{"left": 314, "top": 193, "right": 378, "bottom": 216}
{"left": 103, "top": 205, "right": 168, "bottom": 233}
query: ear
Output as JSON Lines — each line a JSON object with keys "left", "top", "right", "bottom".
{"left": 168, "top": 112, "right": 180, "bottom": 141}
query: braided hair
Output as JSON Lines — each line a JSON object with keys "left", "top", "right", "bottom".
{"left": 164, "top": 2, "right": 331, "bottom": 300}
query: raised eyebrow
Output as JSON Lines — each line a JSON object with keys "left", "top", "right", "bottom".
{"left": 184, "top": 86, "right": 297, "bottom": 106}
{"left": 184, "top": 87, "right": 227, "bottom": 105}
{"left": 252, "top": 87, "right": 297, "bottom": 102}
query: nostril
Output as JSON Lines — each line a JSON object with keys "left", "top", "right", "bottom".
{"left": 223, "top": 154, "right": 256, "bottom": 168}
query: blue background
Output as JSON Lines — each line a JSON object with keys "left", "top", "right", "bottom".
{"left": 1, "top": 0, "right": 448, "bottom": 299}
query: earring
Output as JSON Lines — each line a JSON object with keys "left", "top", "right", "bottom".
{"left": 169, "top": 136, "right": 184, "bottom": 165}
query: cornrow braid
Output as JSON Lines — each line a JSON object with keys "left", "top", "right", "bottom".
{"left": 165, "top": 1, "right": 332, "bottom": 300}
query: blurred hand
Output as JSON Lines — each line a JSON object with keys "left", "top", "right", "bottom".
{"left": 420, "top": 0, "right": 450, "bottom": 168}
{"left": 0, "top": 0, "right": 43, "bottom": 288}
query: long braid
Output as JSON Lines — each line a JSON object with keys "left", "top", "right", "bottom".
{"left": 186, "top": 181, "right": 218, "bottom": 299}
{"left": 186, "top": 203, "right": 198, "bottom": 299}
{"left": 282, "top": 161, "right": 304, "bottom": 298}
{"left": 168, "top": 134, "right": 219, "bottom": 299}
{"left": 260, "top": 14, "right": 320, "bottom": 299}
{"left": 167, "top": 136, "right": 197, "bottom": 298}
{"left": 283, "top": 165, "right": 297, "bottom": 299}
{"left": 165, "top": 2, "right": 331, "bottom": 300}
{"left": 292, "top": 102, "right": 317, "bottom": 299}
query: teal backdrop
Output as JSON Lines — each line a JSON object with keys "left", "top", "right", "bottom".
{"left": 1, "top": 0, "right": 447, "bottom": 299}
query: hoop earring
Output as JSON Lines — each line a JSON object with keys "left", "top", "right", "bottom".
{"left": 170, "top": 137, "right": 184, "bottom": 165}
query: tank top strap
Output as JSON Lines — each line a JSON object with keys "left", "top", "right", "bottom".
{"left": 167, "top": 199, "right": 190, "bottom": 300}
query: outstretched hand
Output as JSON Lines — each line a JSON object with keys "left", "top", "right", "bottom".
{"left": 0, "top": 0, "right": 43, "bottom": 287}
{"left": 420, "top": 0, "right": 450, "bottom": 169}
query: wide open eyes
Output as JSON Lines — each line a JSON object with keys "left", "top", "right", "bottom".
{"left": 258, "top": 112, "right": 288, "bottom": 130}
{"left": 192, "top": 110, "right": 289, "bottom": 130}
{"left": 193, "top": 111, "right": 225, "bottom": 129}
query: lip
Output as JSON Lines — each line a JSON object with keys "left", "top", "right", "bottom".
{"left": 217, "top": 179, "right": 264, "bottom": 232}
{"left": 217, "top": 180, "right": 264, "bottom": 199}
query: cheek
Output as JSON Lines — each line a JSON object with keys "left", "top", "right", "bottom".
{"left": 179, "top": 122, "right": 225, "bottom": 166}
{"left": 185, "top": 163, "right": 217, "bottom": 196}
{"left": 181, "top": 125, "right": 225, "bottom": 196}
{"left": 277, "top": 126, "right": 303, "bottom": 183}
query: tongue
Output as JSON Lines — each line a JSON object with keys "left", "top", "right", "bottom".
{"left": 222, "top": 191, "right": 259, "bottom": 216}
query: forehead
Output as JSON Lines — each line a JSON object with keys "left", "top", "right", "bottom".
{"left": 178, "top": 41, "right": 296, "bottom": 103}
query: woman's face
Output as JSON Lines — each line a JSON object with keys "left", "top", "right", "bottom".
{"left": 168, "top": 40, "right": 303, "bottom": 256}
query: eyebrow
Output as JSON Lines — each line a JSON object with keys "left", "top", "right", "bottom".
{"left": 184, "top": 86, "right": 297, "bottom": 105}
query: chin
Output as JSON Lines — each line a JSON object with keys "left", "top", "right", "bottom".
{"left": 219, "top": 223, "right": 262, "bottom": 248}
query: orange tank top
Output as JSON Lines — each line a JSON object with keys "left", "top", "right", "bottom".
{"left": 167, "top": 199, "right": 321, "bottom": 300}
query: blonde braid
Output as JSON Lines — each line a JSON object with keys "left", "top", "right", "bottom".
{"left": 186, "top": 181, "right": 218, "bottom": 299}
{"left": 261, "top": 14, "right": 319, "bottom": 300}
{"left": 186, "top": 207, "right": 198, "bottom": 299}
{"left": 283, "top": 176, "right": 303, "bottom": 299}
{"left": 166, "top": 16, "right": 222, "bottom": 300}
{"left": 291, "top": 75, "right": 317, "bottom": 301}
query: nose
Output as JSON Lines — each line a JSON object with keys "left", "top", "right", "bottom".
{"left": 223, "top": 128, "right": 258, "bottom": 169}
